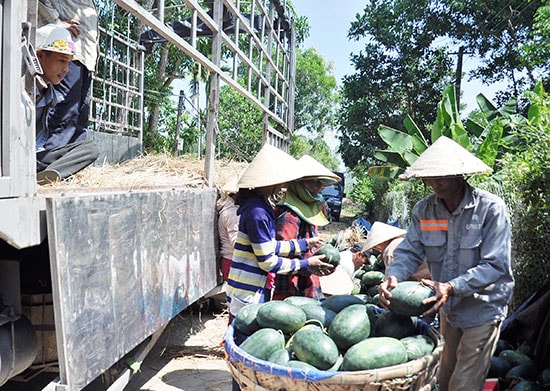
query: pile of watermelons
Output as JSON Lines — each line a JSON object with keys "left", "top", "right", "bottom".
{"left": 351, "top": 252, "right": 387, "bottom": 299}
{"left": 487, "top": 339, "right": 550, "bottom": 390}
{"left": 233, "top": 281, "right": 437, "bottom": 372}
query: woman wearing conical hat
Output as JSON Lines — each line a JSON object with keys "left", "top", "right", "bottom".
{"left": 271, "top": 155, "right": 341, "bottom": 300}
{"left": 378, "top": 137, "right": 514, "bottom": 391}
{"left": 225, "top": 145, "right": 333, "bottom": 320}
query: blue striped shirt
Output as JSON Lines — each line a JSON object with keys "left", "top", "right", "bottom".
{"left": 226, "top": 194, "right": 309, "bottom": 316}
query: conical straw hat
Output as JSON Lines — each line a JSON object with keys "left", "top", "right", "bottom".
{"left": 221, "top": 176, "right": 240, "bottom": 193}
{"left": 319, "top": 266, "right": 354, "bottom": 296}
{"left": 362, "top": 222, "right": 407, "bottom": 252}
{"left": 298, "top": 155, "right": 341, "bottom": 183}
{"left": 399, "top": 136, "right": 492, "bottom": 180}
{"left": 237, "top": 144, "right": 303, "bottom": 189}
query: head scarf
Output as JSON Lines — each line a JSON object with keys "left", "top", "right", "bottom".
{"left": 278, "top": 181, "right": 329, "bottom": 226}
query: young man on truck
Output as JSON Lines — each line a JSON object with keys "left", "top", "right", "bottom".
{"left": 35, "top": 23, "right": 99, "bottom": 185}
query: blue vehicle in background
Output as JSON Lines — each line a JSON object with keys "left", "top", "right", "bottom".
{"left": 321, "top": 171, "right": 345, "bottom": 222}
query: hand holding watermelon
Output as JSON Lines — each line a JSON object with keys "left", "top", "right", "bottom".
{"left": 378, "top": 275, "right": 399, "bottom": 309}
{"left": 306, "top": 236, "right": 324, "bottom": 251}
{"left": 307, "top": 254, "right": 334, "bottom": 276}
{"left": 415, "top": 279, "right": 453, "bottom": 316}
{"left": 380, "top": 277, "right": 452, "bottom": 317}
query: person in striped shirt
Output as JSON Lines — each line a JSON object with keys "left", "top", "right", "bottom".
{"left": 379, "top": 136, "right": 514, "bottom": 391}
{"left": 226, "top": 145, "right": 333, "bottom": 320}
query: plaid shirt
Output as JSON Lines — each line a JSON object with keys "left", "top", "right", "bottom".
{"left": 272, "top": 206, "right": 324, "bottom": 300}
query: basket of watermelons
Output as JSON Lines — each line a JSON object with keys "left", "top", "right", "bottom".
{"left": 224, "top": 282, "right": 443, "bottom": 391}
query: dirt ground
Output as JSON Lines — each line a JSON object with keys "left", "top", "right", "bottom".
{"left": 123, "top": 305, "right": 233, "bottom": 391}
{"left": 123, "top": 209, "right": 358, "bottom": 391}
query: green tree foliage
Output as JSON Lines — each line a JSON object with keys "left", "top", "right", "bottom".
{"left": 338, "top": 0, "right": 454, "bottom": 169}
{"left": 498, "top": 81, "right": 550, "bottom": 309}
{"left": 442, "top": 0, "right": 547, "bottom": 99}
{"left": 338, "top": 0, "right": 549, "bottom": 170}
{"left": 294, "top": 48, "right": 339, "bottom": 135}
{"left": 216, "top": 86, "right": 263, "bottom": 161}
{"left": 520, "top": 0, "right": 550, "bottom": 83}
{"left": 349, "top": 174, "right": 377, "bottom": 213}
{"left": 289, "top": 134, "right": 340, "bottom": 170}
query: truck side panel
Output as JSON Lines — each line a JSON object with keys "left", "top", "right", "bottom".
{"left": 46, "top": 188, "right": 218, "bottom": 390}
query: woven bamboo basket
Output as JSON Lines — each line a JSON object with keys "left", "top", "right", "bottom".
{"left": 224, "top": 319, "right": 443, "bottom": 391}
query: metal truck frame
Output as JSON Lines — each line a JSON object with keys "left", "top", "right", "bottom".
{"left": 0, "top": 0, "right": 296, "bottom": 390}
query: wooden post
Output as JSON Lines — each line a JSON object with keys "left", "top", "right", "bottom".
{"left": 455, "top": 46, "right": 464, "bottom": 109}
{"left": 204, "top": 0, "right": 222, "bottom": 186}
{"left": 173, "top": 90, "right": 185, "bottom": 156}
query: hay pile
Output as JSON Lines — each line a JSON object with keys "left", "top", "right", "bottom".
{"left": 39, "top": 153, "right": 248, "bottom": 194}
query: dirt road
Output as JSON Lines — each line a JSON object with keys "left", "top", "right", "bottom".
{"left": 124, "top": 306, "right": 232, "bottom": 391}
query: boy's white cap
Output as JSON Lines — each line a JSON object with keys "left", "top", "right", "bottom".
{"left": 362, "top": 222, "right": 407, "bottom": 252}
{"left": 36, "top": 24, "right": 76, "bottom": 55}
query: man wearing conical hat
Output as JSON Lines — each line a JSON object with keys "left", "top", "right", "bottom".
{"left": 225, "top": 145, "right": 333, "bottom": 321}
{"left": 379, "top": 136, "right": 514, "bottom": 391}
{"left": 363, "top": 221, "right": 430, "bottom": 281}
{"left": 271, "top": 155, "right": 341, "bottom": 300}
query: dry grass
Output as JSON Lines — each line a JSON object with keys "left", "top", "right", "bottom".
{"left": 38, "top": 153, "right": 248, "bottom": 195}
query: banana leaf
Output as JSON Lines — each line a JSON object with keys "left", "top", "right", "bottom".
{"left": 449, "top": 123, "right": 470, "bottom": 149}
{"left": 476, "top": 120, "right": 503, "bottom": 168}
{"left": 403, "top": 115, "right": 428, "bottom": 154}
{"left": 465, "top": 118, "right": 485, "bottom": 138}
{"left": 378, "top": 125, "right": 413, "bottom": 154}
{"left": 476, "top": 94, "right": 500, "bottom": 121}
{"left": 373, "top": 150, "right": 408, "bottom": 167}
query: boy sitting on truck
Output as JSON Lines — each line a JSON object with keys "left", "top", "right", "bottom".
{"left": 35, "top": 24, "right": 99, "bottom": 185}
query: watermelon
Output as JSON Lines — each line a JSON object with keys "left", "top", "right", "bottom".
{"left": 328, "top": 304, "right": 371, "bottom": 351}
{"left": 400, "top": 334, "right": 435, "bottom": 360}
{"left": 499, "top": 349, "right": 535, "bottom": 367}
{"left": 233, "top": 303, "right": 262, "bottom": 335}
{"left": 488, "top": 356, "right": 513, "bottom": 378}
{"left": 341, "top": 337, "right": 408, "bottom": 371}
{"left": 361, "top": 271, "right": 385, "bottom": 287}
{"left": 300, "top": 303, "right": 337, "bottom": 328}
{"left": 289, "top": 327, "right": 339, "bottom": 370}
{"left": 387, "top": 281, "right": 435, "bottom": 316}
{"left": 267, "top": 348, "right": 291, "bottom": 366}
{"left": 313, "top": 244, "right": 341, "bottom": 266}
{"left": 373, "top": 309, "right": 416, "bottom": 339}
{"left": 239, "top": 328, "right": 285, "bottom": 361}
{"left": 256, "top": 301, "right": 307, "bottom": 334}
{"left": 321, "top": 294, "right": 364, "bottom": 313}
{"left": 283, "top": 296, "right": 320, "bottom": 307}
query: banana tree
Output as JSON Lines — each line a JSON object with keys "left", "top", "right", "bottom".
{"left": 367, "top": 115, "right": 428, "bottom": 178}
{"left": 368, "top": 84, "right": 519, "bottom": 178}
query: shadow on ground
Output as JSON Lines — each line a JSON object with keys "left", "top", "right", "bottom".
{"left": 123, "top": 302, "right": 232, "bottom": 391}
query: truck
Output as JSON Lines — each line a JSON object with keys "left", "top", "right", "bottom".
{"left": 0, "top": 0, "right": 296, "bottom": 390}
{"left": 321, "top": 171, "right": 345, "bottom": 222}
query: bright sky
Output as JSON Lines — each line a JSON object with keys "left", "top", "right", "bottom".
{"left": 292, "top": 1, "right": 365, "bottom": 85}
